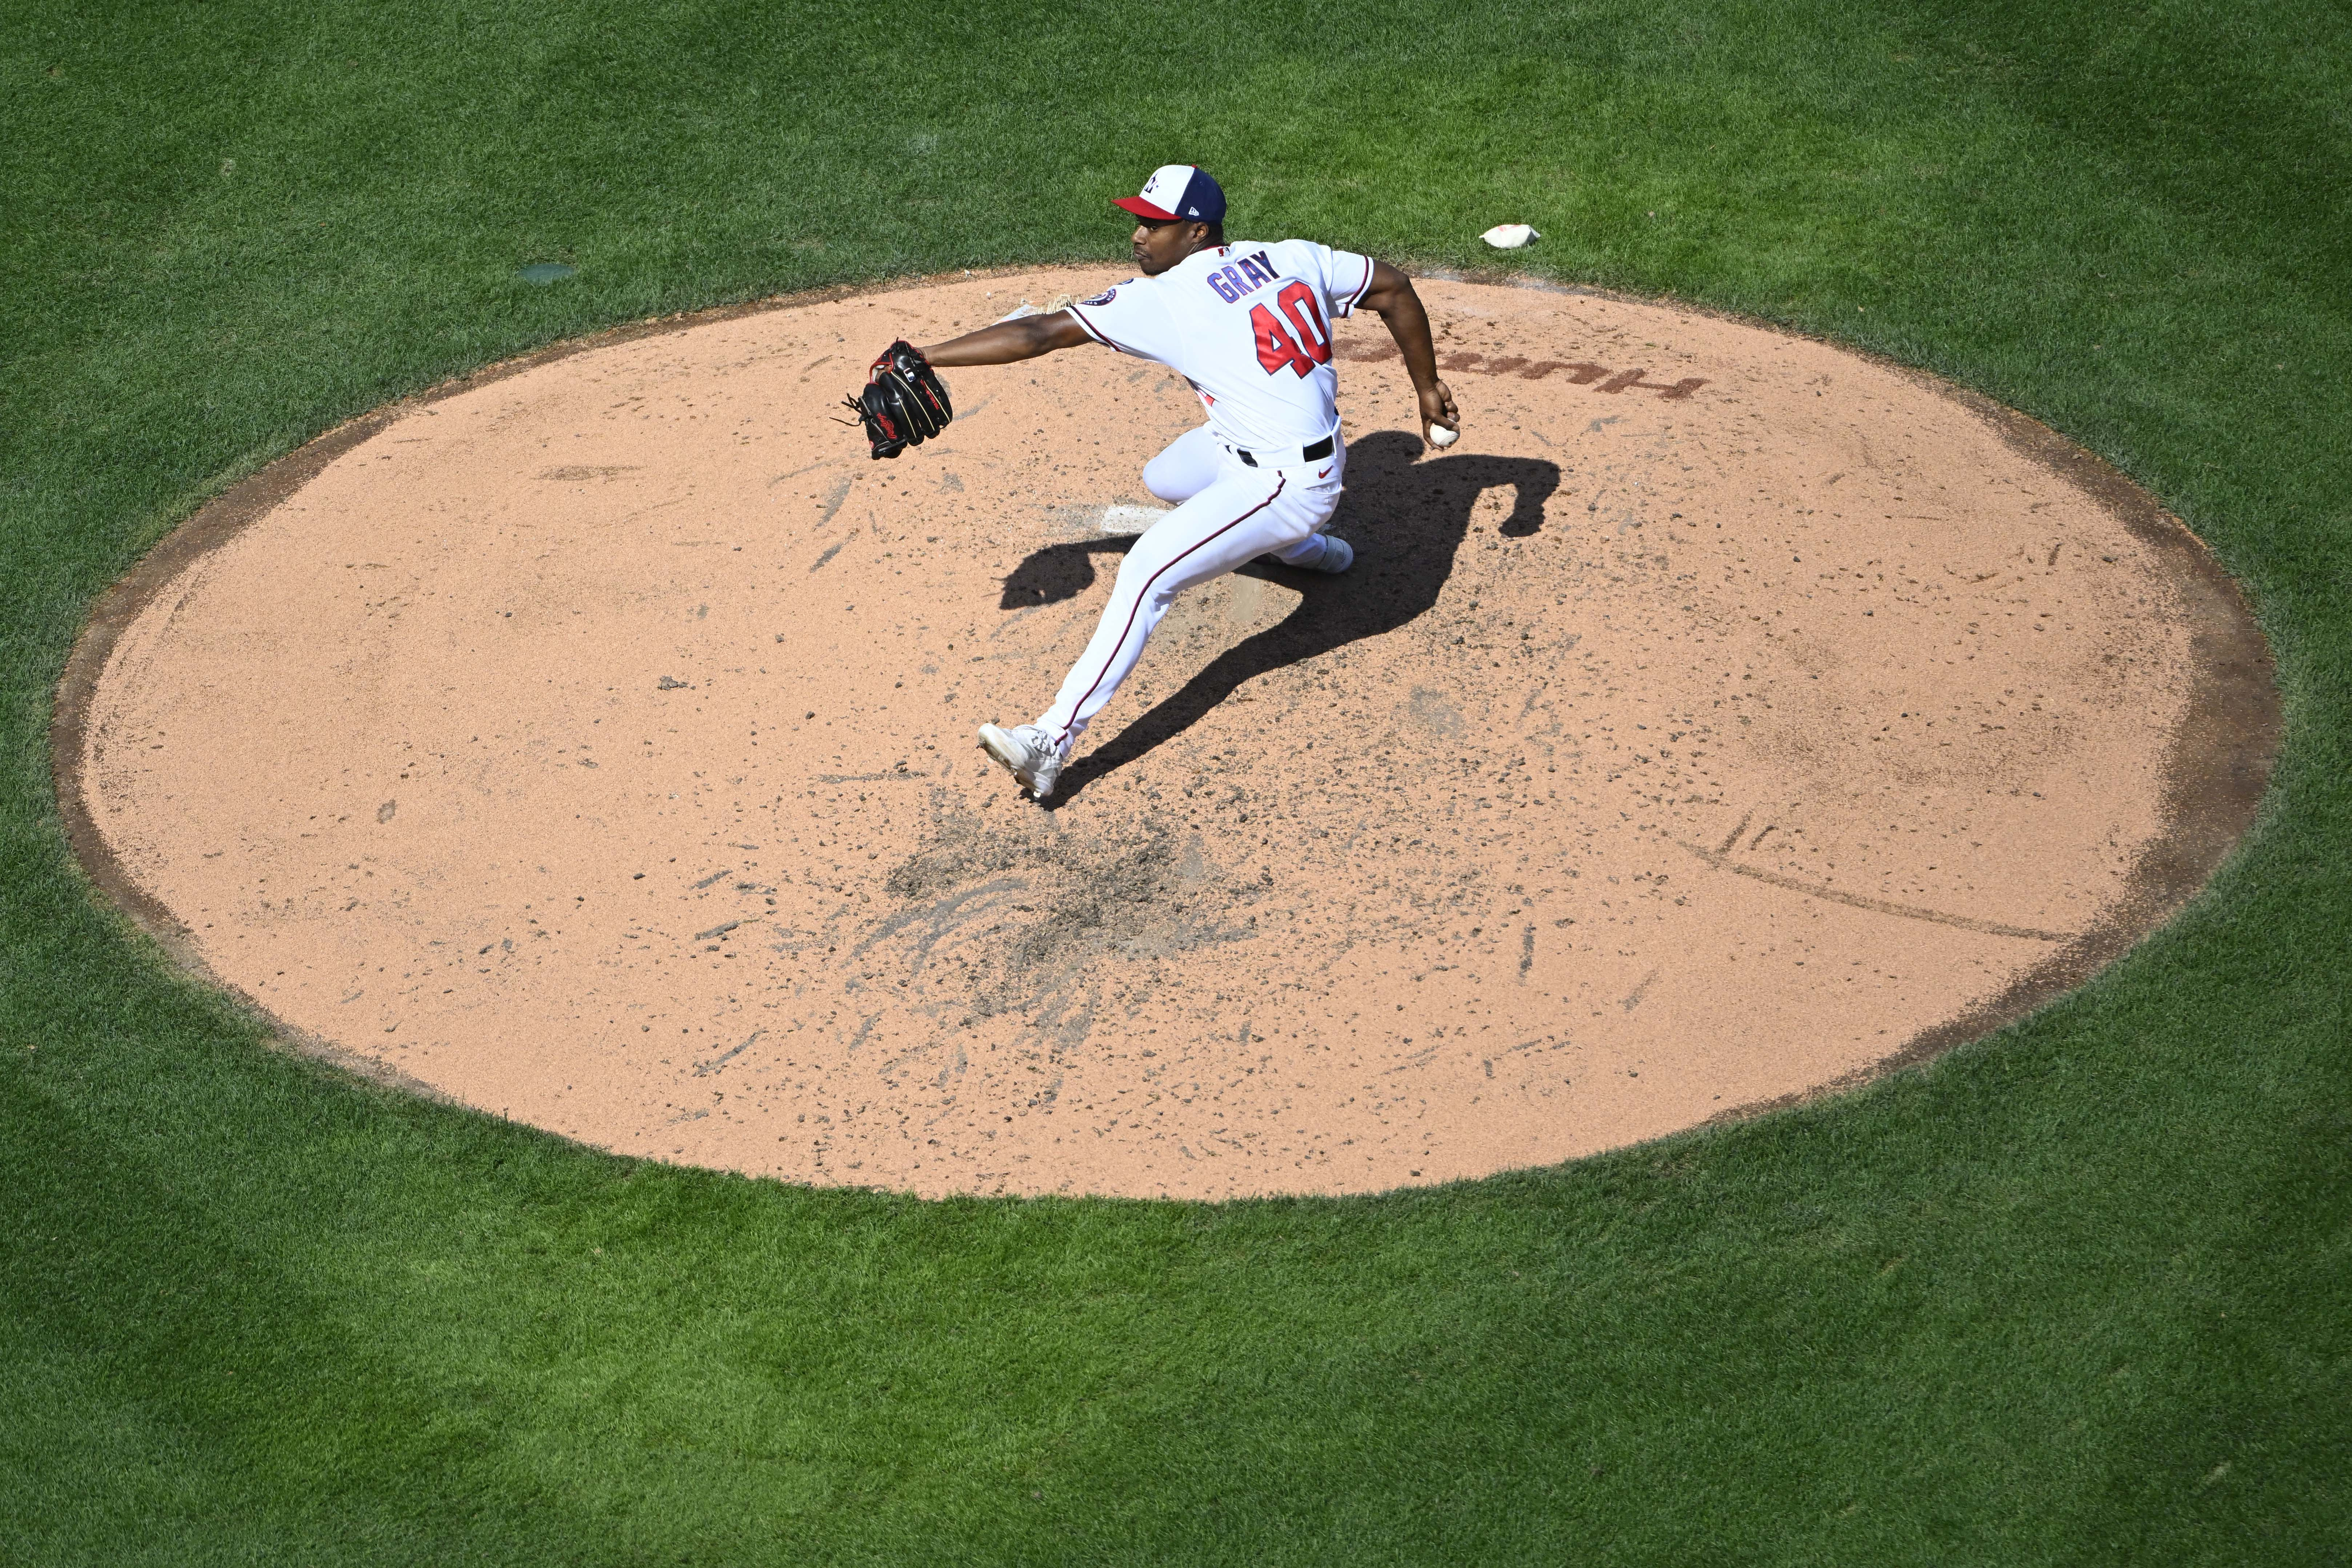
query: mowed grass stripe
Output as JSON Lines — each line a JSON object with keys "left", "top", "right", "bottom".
{"left": 3, "top": 1, "right": 2348, "bottom": 1563}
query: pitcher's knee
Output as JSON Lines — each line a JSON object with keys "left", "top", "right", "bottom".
{"left": 1143, "top": 427, "right": 1220, "bottom": 503}
{"left": 1142, "top": 459, "right": 1193, "bottom": 504}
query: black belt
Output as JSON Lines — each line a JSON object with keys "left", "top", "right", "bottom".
{"left": 1234, "top": 435, "right": 1335, "bottom": 468}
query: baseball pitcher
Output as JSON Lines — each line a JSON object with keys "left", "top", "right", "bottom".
{"left": 845, "top": 164, "right": 1460, "bottom": 800}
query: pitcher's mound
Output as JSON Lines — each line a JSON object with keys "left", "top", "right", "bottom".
{"left": 61, "top": 268, "right": 2273, "bottom": 1198}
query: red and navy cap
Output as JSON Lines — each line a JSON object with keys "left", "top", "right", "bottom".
{"left": 1114, "top": 164, "right": 1226, "bottom": 225}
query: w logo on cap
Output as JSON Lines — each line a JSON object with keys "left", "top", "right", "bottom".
{"left": 1115, "top": 164, "right": 1226, "bottom": 226}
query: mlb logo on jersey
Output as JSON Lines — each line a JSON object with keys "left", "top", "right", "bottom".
{"left": 1115, "top": 165, "right": 1228, "bottom": 224}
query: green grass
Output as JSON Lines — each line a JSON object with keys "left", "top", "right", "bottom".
{"left": 5, "top": 0, "right": 2349, "bottom": 1560}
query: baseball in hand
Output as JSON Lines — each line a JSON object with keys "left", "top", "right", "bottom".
{"left": 1427, "top": 423, "right": 1460, "bottom": 448}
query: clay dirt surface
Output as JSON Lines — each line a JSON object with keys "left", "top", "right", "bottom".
{"left": 60, "top": 267, "right": 2275, "bottom": 1199}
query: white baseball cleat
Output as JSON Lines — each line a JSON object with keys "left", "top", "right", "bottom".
{"left": 1304, "top": 534, "right": 1354, "bottom": 573}
{"left": 977, "top": 722, "right": 1065, "bottom": 800}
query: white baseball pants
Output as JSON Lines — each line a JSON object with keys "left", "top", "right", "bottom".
{"left": 1035, "top": 424, "right": 1345, "bottom": 756}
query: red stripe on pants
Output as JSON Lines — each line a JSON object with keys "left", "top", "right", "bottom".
{"left": 1056, "top": 475, "right": 1287, "bottom": 744}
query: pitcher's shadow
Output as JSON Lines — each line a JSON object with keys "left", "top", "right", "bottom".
{"left": 994, "top": 429, "right": 1561, "bottom": 807}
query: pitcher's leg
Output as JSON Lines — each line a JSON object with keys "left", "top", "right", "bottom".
{"left": 1263, "top": 436, "right": 1349, "bottom": 566}
{"left": 1143, "top": 423, "right": 1232, "bottom": 503}
{"left": 1269, "top": 532, "right": 1334, "bottom": 567}
{"left": 1142, "top": 424, "right": 1224, "bottom": 504}
{"left": 1036, "top": 469, "right": 1308, "bottom": 752}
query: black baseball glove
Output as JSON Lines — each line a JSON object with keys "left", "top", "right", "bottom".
{"left": 845, "top": 340, "right": 953, "bottom": 459}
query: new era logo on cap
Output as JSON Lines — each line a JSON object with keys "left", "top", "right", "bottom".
{"left": 1114, "top": 164, "right": 1226, "bottom": 225}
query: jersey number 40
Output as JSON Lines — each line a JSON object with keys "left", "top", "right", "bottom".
{"left": 1252, "top": 282, "right": 1333, "bottom": 378}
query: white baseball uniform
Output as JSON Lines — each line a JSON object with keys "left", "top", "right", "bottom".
{"left": 1033, "top": 239, "right": 1379, "bottom": 756}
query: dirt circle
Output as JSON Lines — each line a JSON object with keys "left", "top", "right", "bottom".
{"left": 60, "top": 266, "right": 2273, "bottom": 1199}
